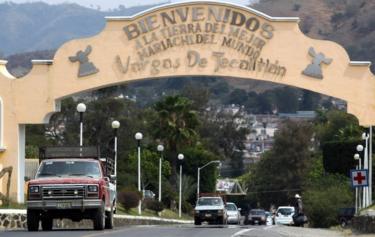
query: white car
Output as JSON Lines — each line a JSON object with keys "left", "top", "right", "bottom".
{"left": 225, "top": 202, "right": 241, "bottom": 224}
{"left": 275, "top": 206, "right": 295, "bottom": 225}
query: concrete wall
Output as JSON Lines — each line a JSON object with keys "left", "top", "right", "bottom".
{"left": 0, "top": 210, "right": 192, "bottom": 230}
{"left": 352, "top": 215, "right": 375, "bottom": 233}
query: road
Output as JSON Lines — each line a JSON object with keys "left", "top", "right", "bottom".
{"left": 0, "top": 225, "right": 350, "bottom": 237}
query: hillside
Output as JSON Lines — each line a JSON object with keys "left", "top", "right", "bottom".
{"left": 1, "top": 0, "right": 373, "bottom": 104}
{"left": 0, "top": 2, "right": 165, "bottom": 55}
{"left": 252, "top": 0, "right": 375, "bottom": 70}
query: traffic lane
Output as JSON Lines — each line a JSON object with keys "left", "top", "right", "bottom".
{"left": 0, "top": 225, "right": 346, "bottom": 237}
{"left": 0, "top": 225, "right": 266, "bottom": 237}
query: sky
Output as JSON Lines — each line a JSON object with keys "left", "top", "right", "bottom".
{"left": 0, "top": 0, "right": 256, "bottom": 10}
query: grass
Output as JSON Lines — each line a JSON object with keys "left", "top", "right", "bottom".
{"left": 116, "top": 205, "right": 192, "bottom": 220}
{"left": 0, "top": 201, "right": 193, "bottom": 220}
{"left": 0, "top": 202, "right": 26, "bottom": 209}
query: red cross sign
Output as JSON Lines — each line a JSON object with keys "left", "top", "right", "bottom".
{"left": 351, "top": 169, "right": 369, "bottom": 187}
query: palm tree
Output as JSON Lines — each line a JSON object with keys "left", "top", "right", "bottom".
{"left": 153, "top": 96, "right": 199, "bottom": 183}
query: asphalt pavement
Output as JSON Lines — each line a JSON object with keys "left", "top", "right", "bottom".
{"left": 0, "top": 224, "right": 350, "bottom": 237}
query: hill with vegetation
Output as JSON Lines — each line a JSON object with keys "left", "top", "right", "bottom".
{"left": 253, "top": 0, "right": 375, "bottom": 71}
{"left": 0, "top": 1, "right": 165, "bottom": 56}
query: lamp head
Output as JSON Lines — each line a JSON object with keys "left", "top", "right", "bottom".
{"left": 111, "top": 120, "right": 120, "bottom": 129}
{"left": 178, "top": 153, "right": 184, "bottom": 160}
{"left": 354, "top": 153, "right": 360, "bottom": 160}
{"left": 362, "top": 132, "right": 368, "bottom": 140}
{"left": 356, "top": 144, "right": 364, "bottom": 152}
{"left": 135, "top": 132, "right": 143, "bottom": 140}
{"left": 76, "top": 103, "right": 86, "bottom": 113}
{"left": 157, "top": 144, "right": 164, "bottom": 152}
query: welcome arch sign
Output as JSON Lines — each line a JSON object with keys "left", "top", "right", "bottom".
{"left": 0, "top": 1, "right": 374, "bottom": 202}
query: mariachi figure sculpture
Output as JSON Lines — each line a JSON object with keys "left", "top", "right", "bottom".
{"left": 69, "top": 45, "right": 99, "bottom": 77}
{"left": 302, "top": 47, "right": 332, "bottom": 79}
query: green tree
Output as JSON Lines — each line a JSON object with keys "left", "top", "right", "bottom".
{"left": 303, "top": 157, "right": 353, "bottom": 228}
{"left": 299, "top": 89, "right": 321, "bottom": 110}
{"left": 255, "top": 92, "right": 273, "bottom": 114}
{"left": 200, "top": 110, "right": 248, "bottom": 177}
{"left": 315, "top": 109, "right": 362, "bottom": 145}
{"left": 127, "top": 149, "right": 171, "bottom": 191}
{"left": 181, "top": 84, "right": 210, "bottom": 111}
{"left": 226, "top": 89, "right": 248, "bottom": 105}
{"left": 245, "top": 121, "right": 314, "bottom": 207}
{"left": 182, "top": 146, "right": 219, "bottom": 196}
{"left": 177, "top": 174, "right": 197, "bottom": 203}
{"left": 210, "top": 81, "right": 230, "bottom": 96}
{"left": 153, "top": 95, "right": 199, "bottom": 183}
{"left": 273, "top": 87, "right": 299, "bottom": 113}
{"left": 314, "top": 110, "right": 362, "bottom": 176}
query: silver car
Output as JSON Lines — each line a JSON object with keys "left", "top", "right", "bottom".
{"left": 225, "top": 202, "right": 241, "bottom": 224}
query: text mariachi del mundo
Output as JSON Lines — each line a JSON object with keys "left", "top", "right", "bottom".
{"left": 116, "top": 5, "right": 287, "bottom": 77}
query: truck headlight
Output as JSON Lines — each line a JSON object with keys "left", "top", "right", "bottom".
{"left": 195, "top": 210, "right": 200, "bottom": 214}
{"left": 29, "top": 186, "right": 39, "bottom": 193}
{"left": 88, "top": 185, "right": 98, "bottom": 192}
{"left": 218, "top": 209, "right": 224, "bottom": 215}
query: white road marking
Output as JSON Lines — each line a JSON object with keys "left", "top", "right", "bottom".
{"left": 81, "top": 228, "right": 127, "bottom": 237}
{"left": 230, "top": 228, "right": 254, "bottom": 237}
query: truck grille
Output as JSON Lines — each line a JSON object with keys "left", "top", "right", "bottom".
{"left": 200, "top": 210, "right": 218, "bottom": 215}
{"left": 42, "top": 186, "right": 85, "bottom": 199}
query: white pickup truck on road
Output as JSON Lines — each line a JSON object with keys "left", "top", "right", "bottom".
{"left": 194, "top": 196, "right": 227, "bottom": 225}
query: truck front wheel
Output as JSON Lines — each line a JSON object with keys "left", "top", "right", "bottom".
{"left": 41, "top": 216, "right": 53, "bottom": 231}
{"left": 217, "top": 217, "right": 226, "bottom": 225}
{"left": 105, "top": 205, "right": 114, "bottom": 229}
{"left": 93, "top": 201, "right": 105, "bottom": 230}
{"left": 194, "top": 218, "right": 201, "bottom": 225}
{"left": 27, "top": 209, "right": 40, "bottom": 231}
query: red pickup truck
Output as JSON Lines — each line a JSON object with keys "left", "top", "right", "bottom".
{"left": 26, "top": 147, "right": 116, "bottom": 231}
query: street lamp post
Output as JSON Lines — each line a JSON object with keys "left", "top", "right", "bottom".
{"left": 370, "top": 126, "right": 373, "bottom": 205}
{"left": 178, "top": 153, "right": 184, "bottom": 218}
{"left": 135, "top": 132, "right": 143, "bottom": 215}
{"left": 157, "top": 145, "right": 164, "bottom": 202}
{"left": 362, "top": 133, "right": 370, "bottom": 207}
{"left": 111, "top": 121, "right": 120, "bottom": 179}
{"left": 354, "top": 153, "right": 362, "bottom": 213}
{"left": 76, "top": 103, "right": 86, "bottom": 147}
{"left": 357, "top": 144, "right": 366, "bottom": 208}
{"left": 197, "top": 160, "right": 221, "bottom": 199}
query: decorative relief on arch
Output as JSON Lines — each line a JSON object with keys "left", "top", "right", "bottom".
{"left": 69, "top": 45, "right": 99, "bottom": 77}
{"left": 302, "top": 47, "right": 333, "bottom": 79}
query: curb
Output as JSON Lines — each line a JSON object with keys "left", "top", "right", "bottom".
{"left": 114, "top": 214, "right": 193, "bottom": 224}
{"left": 0, "top": 209, "right": 193, "bottom": 229}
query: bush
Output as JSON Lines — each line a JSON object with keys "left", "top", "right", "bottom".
{"left": 118, "top": 189, "right": 141, "bottom": 211}
{"left": 182, "top": 201, "right": 193, "bottom": 215}
{"left": 144, "top": 199, "right": 164, "bottom": 214}
{"left": 303, "top": 174, "right": 353, "bottom": 228}
{"left": 161, "top": 182, "right": 178, "bottom": 209}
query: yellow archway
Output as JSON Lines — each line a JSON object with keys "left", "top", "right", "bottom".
{"left": 0, "top": 1, "right": 373, "bottom": 202}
